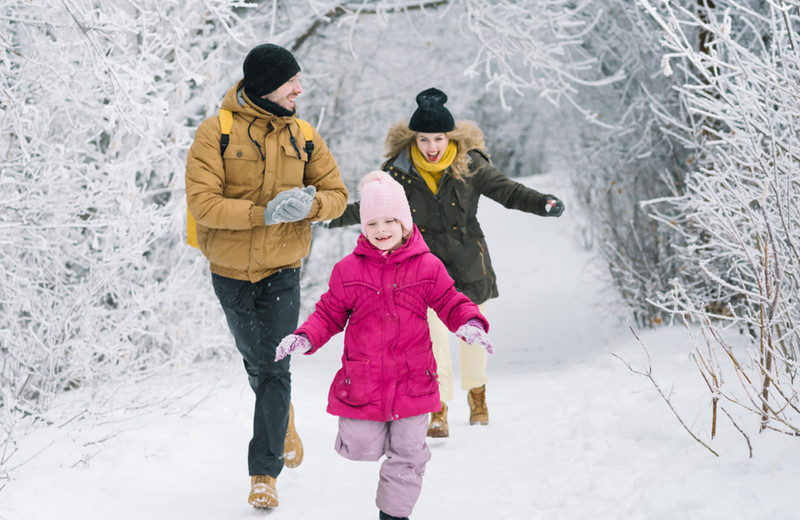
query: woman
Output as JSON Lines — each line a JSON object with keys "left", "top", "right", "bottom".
{"left": 329, "top": 88, "right": 564, "bottom": 437}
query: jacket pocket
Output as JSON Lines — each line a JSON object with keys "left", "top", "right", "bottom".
{"left": 451, "top": 236, "right": 491, "bottom": 284}
{"left": 333, "top": 357, "right": 372, "bottom": 406}
{"left": 223, "top": 144, "right": 262, "bottom": 187}
{"left": 256, "top": 220, "right": 311, "bottom": 269}
{"left": 404, "top": 348, "right": 438, "bottom": 397}
{"left": 203, "top": 228, "right": 253, "bottom": 270}
{"left": 277, "top": 142, "right": 308, "bottom": 190}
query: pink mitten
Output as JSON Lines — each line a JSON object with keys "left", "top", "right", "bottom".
{"left": 455, "top": 319, "right": 494, "bottom": 354}
{"left": 275, "top": 334, "right": 312, "bottom": 362}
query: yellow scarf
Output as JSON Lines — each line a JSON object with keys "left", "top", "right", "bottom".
{"left": 411, "top": 142, "right": 457, "bottom": 194}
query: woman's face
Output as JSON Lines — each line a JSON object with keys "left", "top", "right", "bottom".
{"left": 415, "top": 132, "right": 450, "bottom": 163}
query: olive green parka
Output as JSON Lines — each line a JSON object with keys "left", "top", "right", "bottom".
{"left": 186, "top": 82, "right": 348, "bottom": 282}
{"left": 329, "top": 121, "right": 551, "bottom": 304}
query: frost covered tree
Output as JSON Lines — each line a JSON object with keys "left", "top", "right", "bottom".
{"left": 555, "top": 0, "right": 696, "bottom": 327}
{"left": 456, "top": 0, "right": 800, "bottom": 448}
{"left": 639, "top": 0, "right": 800, "bottom": 441}
{"left": 0, "top": 0, "right": 258, "bottom": 445}
{"left": 446, "top": 0, "right": 698, "bottom": 326}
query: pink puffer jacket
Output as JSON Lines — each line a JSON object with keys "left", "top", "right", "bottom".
{"left": 297, "top": 226, "right": 488, "bottom": 422}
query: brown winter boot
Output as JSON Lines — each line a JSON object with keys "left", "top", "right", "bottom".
{"left": 427, "top": 401, "right": 449, "bottom": 438}
{"left": 467, "top": 385, "right": 489, "bottom": 425}
{"left": 248, "top": 475, "right": 278, "bottom": 508}
{"left": 284, "top": 402, "right": 304, "bottom": 468}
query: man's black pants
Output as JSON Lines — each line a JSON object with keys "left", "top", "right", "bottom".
{"left": 212, "top": 268, "right": 300, "bottom": 478}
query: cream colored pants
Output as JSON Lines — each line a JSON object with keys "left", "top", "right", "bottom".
{"left": 427, "top": 302, "right": 488, "bottom": 403}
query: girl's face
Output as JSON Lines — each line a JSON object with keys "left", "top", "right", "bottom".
{"left": 415, "top": 132, "right": 450, "bottom": 163}
{"left": 365, "top": 217, "right": 406, "bottom": 251}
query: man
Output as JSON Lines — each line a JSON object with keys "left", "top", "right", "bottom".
{"left": 185, "top": 43, "right": 348, "bottom": 509}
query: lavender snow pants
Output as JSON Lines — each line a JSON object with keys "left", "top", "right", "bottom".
{"left": 335, "top": 414, "right": 431, "bottom": 518}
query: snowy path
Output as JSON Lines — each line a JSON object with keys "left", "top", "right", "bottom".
{"left": 2, "top": 174, "right": 799, "bottom": 520}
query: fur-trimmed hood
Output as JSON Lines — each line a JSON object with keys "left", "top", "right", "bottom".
{"left": 384, "top": 120, "right": 488, "bottom": 180}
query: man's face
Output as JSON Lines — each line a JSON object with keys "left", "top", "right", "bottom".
{"left": 264, "top": 73, "right": 303, "bottom": 111}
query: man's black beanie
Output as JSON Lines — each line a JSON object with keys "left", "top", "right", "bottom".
{"left": 242, "top": 43, "right": 301, "bottom": 98}
{"left": 408, "top": 87, "right": 455, "bottom": 133}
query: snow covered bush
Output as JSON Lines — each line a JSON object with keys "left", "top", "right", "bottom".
{"left": 639, "top": 0, "right": 800, "bottom": 439}
{"left": 460, "top": 0, "right": 800, "bottom": 447}
{"left": 555, "top": 0, "right": 696, "bottom": 327}
{"left": 0, "top": 0, "right": 256, "bottom": 442}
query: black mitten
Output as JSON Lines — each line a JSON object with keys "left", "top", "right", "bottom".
{"left": 542, "top": 195, "right": 564, "bottom": 217}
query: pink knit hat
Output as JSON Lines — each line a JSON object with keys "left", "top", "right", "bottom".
{"left": 358, "top": 171, "right": 413, "bottom": 236}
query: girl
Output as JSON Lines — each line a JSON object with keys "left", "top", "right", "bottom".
{"left": 275, "top": 170, "right": 493, "bottom": 520}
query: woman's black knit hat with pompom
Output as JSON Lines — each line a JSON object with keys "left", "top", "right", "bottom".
{"left": 408, "top": 87, "right": 455, "bottom": 133}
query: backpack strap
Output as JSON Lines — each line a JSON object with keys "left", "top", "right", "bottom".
{"left": 219, "top": 108, "right": 233, "bottom": 155}
{"left": 220, "top": 110, "right": 311, "bottom": 158}
{"left": 295, "top": 119, "right": 314, "bottom": 160}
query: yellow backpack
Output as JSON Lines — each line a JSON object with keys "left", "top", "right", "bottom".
{"left": 186, "top": 109, "right": 315, "bottom": 248}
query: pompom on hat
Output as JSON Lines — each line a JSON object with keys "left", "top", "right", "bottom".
{"left": 358, "top": 171, "right": 413, "bottom": 236}
{"left": 242, "top": 43, "right": 301, "bottom": 98}
{"left": 408, "top": 87, "right": 455, "bottom": 133}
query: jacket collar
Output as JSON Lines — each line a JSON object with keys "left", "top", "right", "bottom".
{"left": 394, "top": 149, "right": 413, "bottom": 172}
{"left": 242, "top": 87, "right": 295, "bottom": 118}
{"left": 221, "top": 82, "right": 296, "bottom": 131}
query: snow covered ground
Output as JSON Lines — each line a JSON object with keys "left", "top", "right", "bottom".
{"left": 2, "top": 173, "right": 799, "bottom": 520}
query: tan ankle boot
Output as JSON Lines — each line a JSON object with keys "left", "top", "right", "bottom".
{"left": 284, "top": 402, "right": 304, "bottom": 468}
{"left": 248, "top": 475, "right": 278, "bottom": 508}
{"left": 467, "top": 385, "right": 489, "bottom": 425}
{"left": 427, "top": 401, "right": 449, "bottom": 438}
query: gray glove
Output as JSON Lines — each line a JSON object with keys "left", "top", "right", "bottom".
{"left": 264, "top": 185, "right": 317, "bottom": 225}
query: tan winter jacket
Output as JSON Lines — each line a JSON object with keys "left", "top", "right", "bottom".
{"left": 185, "top": 82, "right": 348, "bottom": 282}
